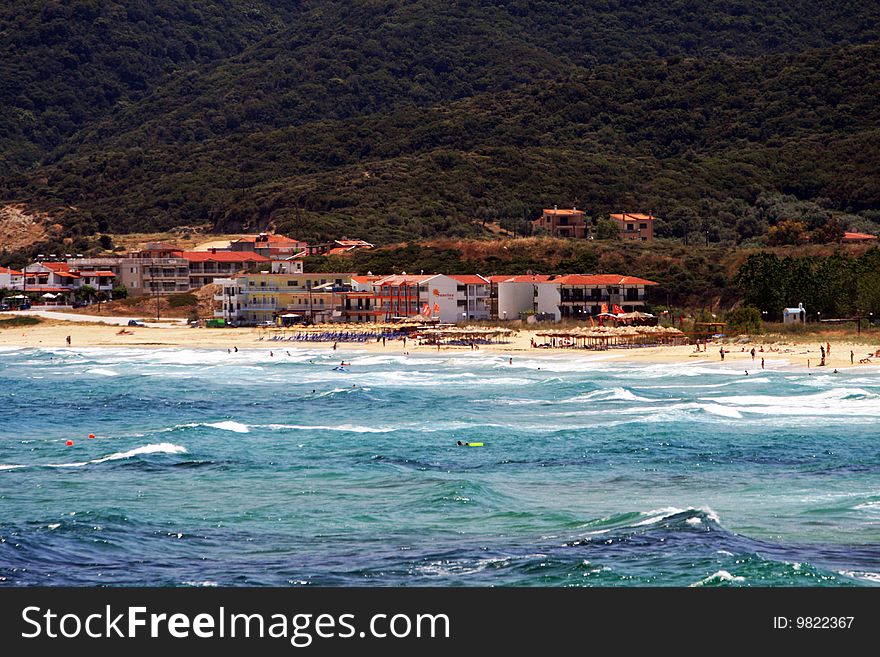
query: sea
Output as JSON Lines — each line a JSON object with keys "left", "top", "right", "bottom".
{"left": 0, "top": 346, "right": 878, "bottom": 587}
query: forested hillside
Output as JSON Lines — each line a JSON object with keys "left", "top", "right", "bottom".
{"left": 2, "top": 1, "right": 879, "bottom": 246}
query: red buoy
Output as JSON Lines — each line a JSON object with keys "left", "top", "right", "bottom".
{"left": 66, "top": 440, "right": 74, "bottom": 446}
{"left": 88, "top": 434, "right": 95, "bottom": 439}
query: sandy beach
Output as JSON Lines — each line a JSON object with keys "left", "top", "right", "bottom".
{"left": 2, "top": 317, "right": 879, "bottom": 370}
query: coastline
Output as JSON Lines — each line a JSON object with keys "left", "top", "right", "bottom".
{"left": 2, "top": 319, "right": 878, "bottom": 369}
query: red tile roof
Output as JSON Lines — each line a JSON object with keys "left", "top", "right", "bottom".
{"left": 549, "top": 274, "right": 658, "bottom": 286}
{"left": 610, "top": 213, "right": 655, "bottom": 222}
{"left": 375, "top": 274, "right": 437, "bottom": 286}
{"left": 326, "top": 247, "right": 355, "bottom": 256}
{"left": 543, "top": 208, "right": 584, "bottom": 216}
{"left": 449, "top": 274, "right": 490, "bottom": 285}
{"left": 0, "top": 266, "right": 22, "bottom": 275}
{"left": 181, "top": 251, "right": 269, "bottom": 263}
{"left": 842, "top": 231, "right": 877, "bottom": 241}
{"left": 39, "top": 262, "right": 71, "bottom": 272}
{"left": 490, "top": 275, "right": 552, "bottom": 283}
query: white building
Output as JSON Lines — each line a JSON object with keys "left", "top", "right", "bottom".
{"left": 367, "top": 274, "right": 491, "bottom": 323}
{"left": 492, "top": 275, "right": 552, "bottom": 320}
{"left": 269, "top": 257, "right": 305, "bottom": 275}
{"left": 0, "top": 266, "right": 23, "bottom": 290}
{"left": 783, "top": 303, "right": 806, "bottom": 324}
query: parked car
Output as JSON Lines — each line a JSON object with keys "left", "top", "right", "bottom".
{"left": 128, "top": 319, "right": 146, "bottom": 327}
{"left": 0, "top": 303, "right": 10, "bottom": 311}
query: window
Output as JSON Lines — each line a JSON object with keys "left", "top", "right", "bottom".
{"left": 287, "top": 281, "right": 296, "bottom": 287}
{"left": 639, "top": 223, "right": 648, "bottom": 229}
{"left": 626, "top": 223, "right": 634, "bottom": 231}
{"left": 457, "top": 285, "right": 466, "bottom": 292}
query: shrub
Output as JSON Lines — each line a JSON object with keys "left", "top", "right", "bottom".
{"left": 167, "top": 293, "right": 198, "bottom": 308}
{"left": 726, "top": 306, "right": 763, "bottom": 334}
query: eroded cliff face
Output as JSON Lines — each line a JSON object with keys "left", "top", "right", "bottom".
{"left": 0, "top": 204, "right": 53, "bottom": 252}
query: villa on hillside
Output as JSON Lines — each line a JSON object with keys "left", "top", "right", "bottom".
{"left": 532, "top": 207, "right": 589, "bottom": 239}
{"left": 609, "top": 213, "right": 656, "bottom": 241}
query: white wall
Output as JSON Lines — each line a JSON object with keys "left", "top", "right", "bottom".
{"left": 497, "top": 281, "right": 535, "bottom": 320}
{"left": 425, "top": 275, "right": 461, "bottom": 323}
{"left": 270, "top": 259, "right": 304, "bottom": 274}
{"left": 535, "top": 284, "right": 562, "bottom": 321}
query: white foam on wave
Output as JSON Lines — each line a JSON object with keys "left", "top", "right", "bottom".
{"left": 572, "top": 387, "right": 656, "bottom": 403}
{"left": 690, "top": 570, "right": 745, "bottom": 587}
{"left": 182, "top": 580, "right": 219, "bottom": 587}
{"left": 264, "top": 423, "right": 395, "bottom": 433}
{"left": 27, "top": 443, "right": 189, "bottom": 469}
{"left": 0, "top": 464, "right": 26, "bottom": 471}
{"left": 635, "top": 506, "right": 721, "bottom": 527}
{"left": 697, "top": 403, "right": 743, "bottom": 419}
{"left": 839, "top": 570, "right": 880, "bottom": 583}
{"left": 86, "top": 368, "right": 119, "bottom": 376}
{"left": 853, "top": 501, "right": 880, "bottom": 514}
{"left": 699, "top": 387, "right": 880, "bottom": 417}
{"left": 205, "top": 421, "right": 250, "bottom": 433}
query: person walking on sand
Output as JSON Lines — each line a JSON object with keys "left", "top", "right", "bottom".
{"left": 719, "top": 347, "right": 724, "bottom": 361}
{"left": 66, "top": 335, "right": 71, "bottom": 346}
{"left": 851, "top": 350, "right": 854, "bottom": 365}
{"left": 761, "top": 357, "right": 764, "bottom": 370}
{"left": 826, "top": 342, "right": 831, "bottom": 358}
{"left": 750, "top": 347, "right": 756, "bottom": 360}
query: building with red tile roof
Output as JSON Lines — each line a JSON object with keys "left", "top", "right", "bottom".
{"left": 609, "top": 213, "right": 656, "bottom": 241}
{"left": 842, "top": 231, "right": 877, "bottom": 243}
{"left": 532, "top": 207, "right": 589, "bottom": 239}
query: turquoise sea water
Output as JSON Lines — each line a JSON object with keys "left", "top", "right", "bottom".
{"left": 0, "top": 346, "right": 878, "bottom": 586}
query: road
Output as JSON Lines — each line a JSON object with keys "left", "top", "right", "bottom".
{"left": 7, "top": 309, "right": 187, "bottom": 328}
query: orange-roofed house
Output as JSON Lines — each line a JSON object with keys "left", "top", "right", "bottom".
{"left": 535, "top": 274, "right": 658, "bottom": 320}
{"left": 610, "top": 213, "right": 656, "bottom": 241}
{"left": 230, "top": 233, "right": 309, "bottom": 258}
{"left": 533, "top": 207, "right": 589, "bottom": 239}
{"left": 842, "top": 231, "right": 878, "bottom": 244}
{"left": 181, "top": 250, "right": 271, "bottom": 288}
{"left": 491, "top": 274, "right": 552, "bottom": 320}
{"left": 0, "top": 266, "right": 23, "bottom": 289}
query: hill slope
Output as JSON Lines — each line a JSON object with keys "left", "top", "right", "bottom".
{"left": 2, "top": 1, "right": 880, "bottom": 244}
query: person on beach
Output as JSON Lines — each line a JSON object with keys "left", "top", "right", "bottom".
{"left": 826, "top": 342, "right": 831, "bottom": 357}
{"left": 761, "top": 358, "right": 764, "bottom": 369}
{"left": 819, "top": 345, "right": 825, "bottom": 367}
{"left": 509, "top": 358, "right": 513, "bottom": 365}
{"left": 382, "top": 337, "right": 386, "bottom": 347}
{"left": 851, "top": 350, "right": 854, "bottom": 365}
{"left": 750, "top": 347, "right": 756, "bottom": 360}
{"left": 719, "top": 347, "right": 724, "bottom": 361}
{"left": 66, "top": 335, "right": 71, "bottom": 346}
{"left": 332, "top": 342, "right": 337, "bottom": 350}
{"left": 234, "top": 346, "right": 238, "bottom": 352}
